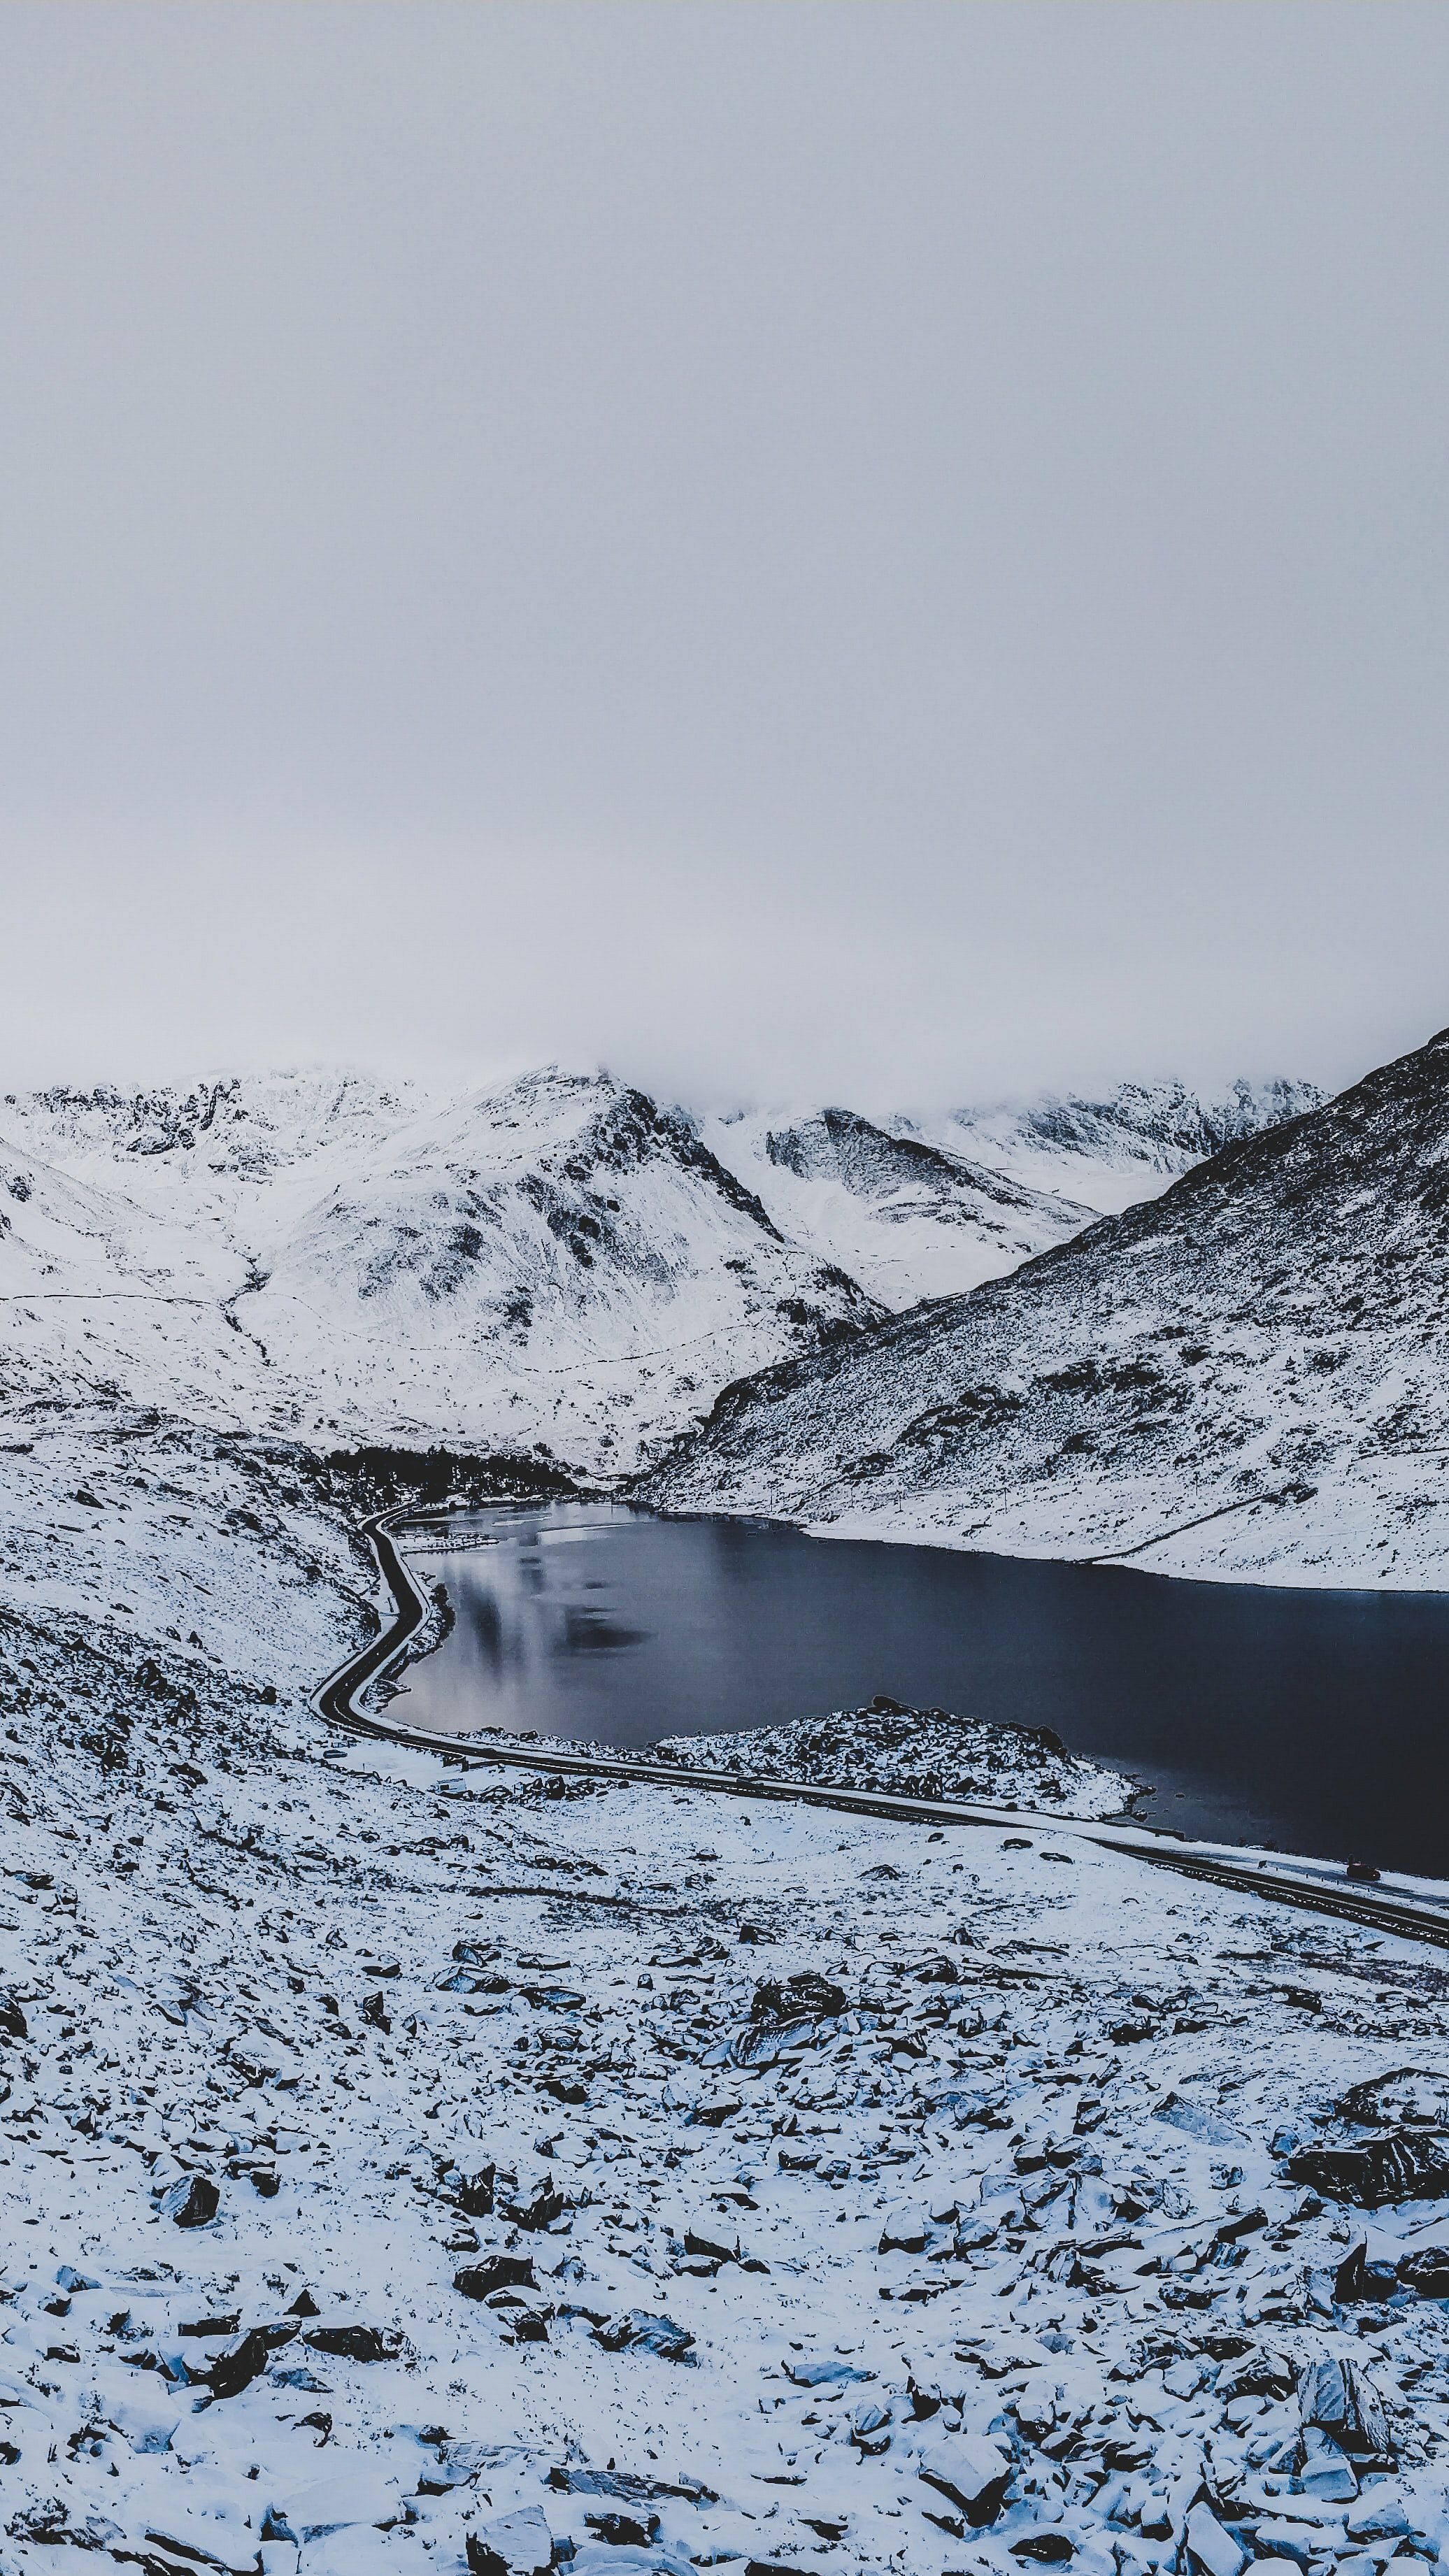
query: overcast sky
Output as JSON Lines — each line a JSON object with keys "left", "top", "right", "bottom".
{"left": 1, "top": 2, "right": 1446, "bottom": 1110}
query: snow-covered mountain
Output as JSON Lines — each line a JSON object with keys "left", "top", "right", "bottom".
{"left": 0, "top": 1059, "right": 1320, "bottom": 1477}
{"left": 0, "top": 1068, "right": 881, "bottom": 1471}
{"left": 700, "top": 1104, "right": 1097, "bottom": 1308}
{"left": 909, "top": 1075, "right": 1325, "bottom": 1218}
{"left": 698, "top": 1079, "right": 1322, "bottom": 1308}
{"left": 643, "top": 1029, "right": 1449, "bottom": 1588}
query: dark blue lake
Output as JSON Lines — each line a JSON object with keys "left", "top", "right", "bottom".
{"left": 392, "top": 1502, "right": 1449, "bottom": 1872}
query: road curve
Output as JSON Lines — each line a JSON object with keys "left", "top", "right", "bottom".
{"left": 312, "top": 1510, "right": 1449, "bottom": 1954}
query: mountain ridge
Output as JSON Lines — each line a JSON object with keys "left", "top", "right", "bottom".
{"left": 0, "top": 1056, "right": 1327, "bottom": 1487}
{"left": 641, "top": 1026, "right": 1449, "bottom": 1588}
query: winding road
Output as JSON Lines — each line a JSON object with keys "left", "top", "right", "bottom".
{"left": 313, "top": 1509, "right": 1449, "bottom": 1954}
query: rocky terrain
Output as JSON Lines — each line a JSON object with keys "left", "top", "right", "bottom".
{"left": 6, "top": 1516, "right": 1449, "bottom": 2576}
{"left": 651, "top": 1701, "right": 1139, "bottom": 1822}
{"left": 643, "top": 1028, "right": 1449, "bottom": 1589}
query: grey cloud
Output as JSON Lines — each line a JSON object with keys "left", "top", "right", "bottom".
{"left": 0, "top": 2, "right": 1445, "bottom": 1102}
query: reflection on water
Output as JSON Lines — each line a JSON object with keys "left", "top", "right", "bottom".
{"left": 390, "top": 1501, "right": 1449, "bottom": 1870}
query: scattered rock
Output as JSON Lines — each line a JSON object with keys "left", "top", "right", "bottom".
{"left": 750, "top": 1971, "right": 846, "bottom": 2026}
{"left": 204, "top": 2324, "right": 298, "bottom": 2401}
{"left": 465, "top": 2508, "right": 559, "bottom": 2575}
{"left": 159, "top": 2173, "right": 220, "bottom": 2229}
{"left": 585, "top": 2511, "right": 659, "bottom": 2547}
{"left": 455, "top": 2256, "right": 537, "bottom": 2303}
{"left": 501, "top": 2184, "right": 568, "bottom": 2231}
{"left": 1397, "top": 2245, "right": 1449, "bottom": 2296}
{"left": 879, "top": 2208, "right": 933, "bottom": 2254}
{"left": 1184, "top": 2502, "right": 1250, "bottom": 2576}
{"left": 303, "top": 2324, "right": 397, "bottom": 2362}
{"left": 1299, "top": 2354, "right": 1396, "bottom": 2463}
{"left": 1153, "top": 2091, "right": 1243, "bottom": 2147}
{"left": 917, "top": 2433, "right": 1011, "bottom": 2526}
{"left": 590, "top": 2308, "right": 695, "bottom": 2362}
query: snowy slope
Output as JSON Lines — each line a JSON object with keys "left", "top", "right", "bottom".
{"left": 912, "top": 1076, "right": 1325, "bottom": 1219}
{"left": 0, "top": 1061, "right": 1320, "bottom": 1478}
{"left": 0, "top": 1070, "right": 882, "bottom": 1473}
{"left": 644, "top": 1028, "right": 1449, "bottom": 1588}
{"left": 701, "top": 1105, "right": 1097, "bottom": 1308}
{"left": 5, "top": 1447, "right": 1449, "bottom": 2573}
{"left": 242, "top": 1069, "right": 883, "bottom": 1471}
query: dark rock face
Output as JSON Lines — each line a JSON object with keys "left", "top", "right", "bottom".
{"left": 590, "top": 2308, "right": 695, "bottom": 2361}
{"left": 641, "top": 1026, "right": 1449, "bottom": 1575}
{"left": 1287, "top": 2129, "right": 1449, "bottom": 2210}
{"left": 453, "top": 2256, "right": 537, "bottom": 2303}
{"left": 499, "top": 2184, "right": 567, "bottom": 2231}
{"left": 303, "top": 2324, "right": 396, "bottom": 2361}
{"left": 1018, "top": 1076, "right": 1322, "bottom": 1168}
{"left": 750, "top": 1971, "right": 847, "bottom": 2026}
{"left": 764, "top": 1108, "right": 1051, "bottom": 1222}
{"left": 464, "top": 2507, "right": 557, "bottom": 2575}
{"left": 585, "top": 2512, "right": 658, "bottom": 2547}
{"left": 1397, "top": 2245, "right": 1449, "bottom": 2296}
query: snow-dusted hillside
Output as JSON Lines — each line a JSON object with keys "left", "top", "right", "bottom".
{"left": 701, "top": 1106, "right": 1097, "bottom": 1309}
{"left": 644, "top": 1029, "right": 1449, "bottom": 1589}
{"left": 912, "top": 1078, "right": 1325, "bottom": 1219}
{"left": 240, "top": 1070, "right": 883, "bottom": 1471}
{"left": 0, "top": 1062, "right": 1315, "bottom": 1475}
{"left": 0, "top": 1070, "right": 881, "bottom": 1473}
{"left": 6, "top": 1431, "right": 1449, "bottom": 2575}
{"left": 701, "top": 1083, "right": 1320, "bottom": 1308}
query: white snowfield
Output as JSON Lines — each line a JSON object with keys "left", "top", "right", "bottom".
{"left": 3, "top": 1441, "right": 1449, "bottom": 2576}
{"left": 0, "top": 1064, "right": 1312, "bottom": 1480}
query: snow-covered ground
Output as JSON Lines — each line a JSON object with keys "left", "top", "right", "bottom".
{"left": 0, "top": 1396, "right": 1446, "bottom": 2573}
{"left": 6, "top": 1529, "right": 1449, "bottom": 2576}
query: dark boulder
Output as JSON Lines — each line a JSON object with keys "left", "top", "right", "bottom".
{"left": 750, "top": 1971, "right": 846, "bottom": 2026}
{"left": 590, "top": 2308, "right": 695, "bottom": 2361}
{"left": 501, "top": 2184, "right": 567, "bottom": 2231}
{"left": 1299, "top": 2354, "right": 1396, "bottom": 2463}
{"left": 204, "top": 2324, "right": 298, "bottom": 2400}
{"left": 455, "top": 2255, "right": 536, "bottom": 2302}
{"left": 304, "top": 2324, "right": 397, "bottom": 2362}
{"left": 159, "top": 2173, "right": 220, "bottom": 2229}
{"left": 1333, "top": 2242, "right": 1401, "bottom": 2304}
{"left": 1398, "top": 2245, "right": 1449, "bottom": 2298}
{"left": 585, "top": 2513, "right": 657, "bottom": 2547}
{"left": 465, "top": 2506, "right": 559, "bottom": 2575}
{"left": 1287, "top": 2128, "right": 1449, "bottom": 2209}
